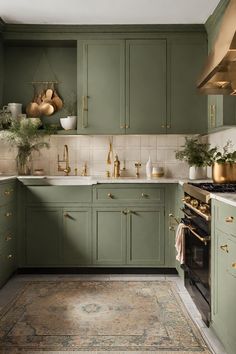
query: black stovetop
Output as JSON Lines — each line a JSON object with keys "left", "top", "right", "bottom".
{"left": 190, "top": 183, "right": 236, "bottom": 193}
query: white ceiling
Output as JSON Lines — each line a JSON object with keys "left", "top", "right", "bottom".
{"left": 0, "top": 0, "right": 221, "bottom": 25}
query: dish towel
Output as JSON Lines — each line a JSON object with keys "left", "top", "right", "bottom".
{"left": 175, "top": 223, "right": 186, "bottom": 265}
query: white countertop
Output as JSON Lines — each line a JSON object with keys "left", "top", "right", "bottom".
{"left": 1, "top": 175, "right": 236, "bottom": 208}
{"left": 210, "top": 193, "right": 236, "bottom": 208}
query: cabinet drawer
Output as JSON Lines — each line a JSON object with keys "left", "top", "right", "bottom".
{"left": 0, "top": 244, "right": 16, "bottom": 287}
{"left": 0, "top": 182, "right": 15, "bottom": 206}
{"left": 215, "top": 200, "right": 236, "bottom": 236}
{"left": 26, "top": 186, "right": 92, "bottom": 204}
{"left": 94, "top": 186, "right": 164, "bottom": 203}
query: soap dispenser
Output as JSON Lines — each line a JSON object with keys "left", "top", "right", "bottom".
{"left": 146, "top": 156, "right": 152, "bottom": 179}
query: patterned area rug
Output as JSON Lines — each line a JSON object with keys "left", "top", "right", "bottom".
{"left": 0, "top": 281, "right": 211, "bottom": 353}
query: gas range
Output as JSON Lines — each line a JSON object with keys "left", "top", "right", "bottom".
{"left": 190, "top": 182, "right": 236, "bottom": 193}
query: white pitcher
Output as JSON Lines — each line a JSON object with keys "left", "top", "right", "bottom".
{"left": 3, "top": 103, "right": 22, "bottom": 119}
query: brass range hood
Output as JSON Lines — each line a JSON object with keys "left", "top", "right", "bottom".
{"left": 197, "top": 0, "right": 236, "bottom": 95}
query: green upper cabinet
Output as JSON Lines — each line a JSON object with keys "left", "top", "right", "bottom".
{"left": 77, "top": 40, "right": 125, "bottom": 134}
{"left": 125, "top": 40, "right": 166, "bottom": 134}
{"left": 167, "top": 38, "right": 207, "bottom": 134}
{"left": 208, "top": 95, "right": 236, "bottom": 132}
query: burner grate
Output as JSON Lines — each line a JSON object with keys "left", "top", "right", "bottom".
{"left": 190, "top": 183, "right": 236, "bottom": 193}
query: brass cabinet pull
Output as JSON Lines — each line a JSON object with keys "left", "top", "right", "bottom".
{"left": 209, "top": 104, "right": 216, "bottom": 128}
{"left": 141, "top": 193, "right": 148, "bottom": 198}
{"left": 161, "top": 124, "right": 165, "bottom": 128}
{"left": 166, "top": 124, "right": 171, "bottom": 129}
{"left": 225, "top": 216, "right": 234, "bottom": 223}
{"left": 122, "top": 210, "right": 127, "bottom": 215}
{"left": 5, "top": 234, "right": 12, "bottom": 241}
{"left": 82, "top": 95, "right": 88, "bottom": 128}
{"left": 4, "top": 189, "right": 14, "bottom": 196}
{"left": 125, "top": 125, "right": 129, "bottom": 129}
{"left": 120, "top": 125, "right": 125, "bottom": 129}
{"left": 8, "top": 254, "right": 13, "bottom": 260}
{"left": 107, "top": 193, "right": 113, "bottom": 199}
{"left": 232, "top": 263, "right": 236, "bottom": 269}
{"left": 220, "top": 244, "right": 229, "bottom": 253}
{"left": 5, "top": 212, "right": 12, "bottom": 217}
{"left": 64, "top": 213, "right": 70, "bottom": 218}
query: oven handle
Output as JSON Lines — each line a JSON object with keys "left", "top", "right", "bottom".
{"left": 185, "top": 225, "right": 211, "bottom": 246}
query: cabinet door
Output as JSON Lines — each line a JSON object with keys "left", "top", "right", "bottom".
{"left": 126, "top": 40, "right": 166, "bottom": 134}
{"left": 208, "top": 95, "right": 236, "bottom": 131}
{"left": 93, "top": 208, "right": 126, "bottom": 265}
{"left": 26, "top": 208, "right": 62, "bottom": 266}
{"left": 168, "top": 39, "right": 207, "bottom": 134}
{"left": 63, "top": 208, "right": 91, "bottom": 265}
{"left": 127, "top": 207, "right": 165, "bottom": 265}
{"left": 77, "top": 40, "right": 125, "bottom": 134}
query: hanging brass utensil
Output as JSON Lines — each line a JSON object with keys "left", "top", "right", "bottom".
{"left": 52, "top": 89, "right": 63, "bottom": 111}
{"left": 26, "top": 84, "right": 40, "bottom": 117}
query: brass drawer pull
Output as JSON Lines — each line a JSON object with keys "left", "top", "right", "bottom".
{"left": 5, "top": 234, "right": 12, "bottom": 241}
{"left": 232, "top": 263, "right": 236, "bottom": 269}
{"left": 220, "top": 244, "right": 229, "bottom": 253}
{"left": 225, "top": 216, "right": 234, "bottom": 223}
{"left": 107, "top": 193, "right": 113, "bottom": 199}
{"left": 5, "top": 212, "right": 12, "bottom": 217}
{"left": 4, "top": 189, "right": 14, "bottom": 196}
{"left": 141, "top": 193, "right": 149, "bottom": 198}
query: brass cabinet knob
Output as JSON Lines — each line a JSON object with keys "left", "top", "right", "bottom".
{"left": 4, "top": 189, "right": 14, "bottom": 196}
{"left": 225, "top": 216, "right": 234, "bottom": 223}
{"left": 5, "top": 212, "right": 12, "bottom": 217}
{"left": 107, "top": 193, "right": 113, "bottom": 199}
{"left": 166, "top": 125, "right": 171, "bottom": 129}
{"left": 125, "top": 125, "right": 129, "bottom": 129}
{"left": 5, "top": 234, "right": 12, "bottom": 241}
{"left": 122, "top": 210, "right": 127, "bottom": 215}
{"left": 169, "top": 213, "right": 173, "bottom": 217}
{"left": 161, "top": 124, "right": 165, "bottom": 128}
{"left": 141, "top": 193, "right": 148, "bottom": 198}
{"left": 8, "top": 254, "right": 13, "bottom": 260}
{"left": 169, "top": 226, "right": 175, "bottom": 231}
{"left": 220, "top": 244, "right": 229, "bottom": 253}
{"left": 232, "top": 263, "right": 236, "bottom": 269}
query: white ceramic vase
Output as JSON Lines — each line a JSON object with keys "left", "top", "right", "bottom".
{"left": 189, "top": 166, "right": 207, "bottom": 180}
{"left": 146, "top": 156, "right": 152, "bottom": 179}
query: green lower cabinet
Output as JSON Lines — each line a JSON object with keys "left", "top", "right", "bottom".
{"left": 212, "top": 229, "right": 236, "bottom": 354}
{"left": 26, "top": 207, "right": 62, "bottom": 266}
{"left": 127, "top": 207, "right": 164, "bottom": 265}
{"left": 93, "top": 208, "right": 126, "bottom": 265}
{"left": 62, "top": 208, "right": 92, "bottom": 265}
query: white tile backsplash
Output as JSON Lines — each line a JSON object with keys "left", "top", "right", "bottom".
{"left": 0, "top": 134, "right": 191, "bottom": 178}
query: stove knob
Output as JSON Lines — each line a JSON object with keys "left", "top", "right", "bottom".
{"left": 182, "top": 196, "right": 191, "bottom": 203}
{"left": 199, "top": 204, "right": 208, "bottom": 214}
{"left": 190, "top": 199, "right": 199, "bottom": 208}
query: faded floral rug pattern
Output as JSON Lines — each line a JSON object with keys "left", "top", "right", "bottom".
{"left": 0, "top": 281, "right": 211, "bottom": 352}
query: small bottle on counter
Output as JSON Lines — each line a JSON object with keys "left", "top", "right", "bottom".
{"left": 146, "top": 156, "right": 152, "bottom": 179}
{"left": 113, "top": 154, "right": 120, "bottom": 178}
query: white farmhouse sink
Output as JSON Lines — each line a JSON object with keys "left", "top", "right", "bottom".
{"left": 18, "top": 175, "right": 95, "bottom": 186}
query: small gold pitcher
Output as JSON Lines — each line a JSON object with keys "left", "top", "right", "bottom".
{"left": 212, "top": 163, "right": 236, "bottom": 183}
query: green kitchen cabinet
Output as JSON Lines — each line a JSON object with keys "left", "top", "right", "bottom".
{"left": 208, "top": 95, "right": 236, "bottom": 132}
{"left": 168, "top": 38, "right": 207, "bottom": 134}
{"left": 211, "top": 199, "right": 236, "bottom": 354}
{"left": 93, "top": 207, "right": 126, "bottom": 265}
{"left": 77, "top": 40, "right": 125, "bottom": 134}
{"left": 127, "top": 207, "right": 165, "bottom": 265}
{"left": 125, "top": 40, "right": 167, "bottom": 134}
{"left": 26, "top": 207, "right": 62, "bottom": 266}
{"left": 0, "top": 32, "right": 3, "bottom": 107}
{"left": 0, "top": 181, "right": 17, "bottom": 288}
{"left": 62, "top": 208, "right": 92, "bottom": 265}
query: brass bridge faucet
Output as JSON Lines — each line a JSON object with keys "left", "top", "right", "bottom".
{"left": 58, "top": 144, "right": 71, "bottom": 176}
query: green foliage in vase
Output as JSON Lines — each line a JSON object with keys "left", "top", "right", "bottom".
{"left": 175, "top": 137, "right": 210, "bottom": 167}
{"left": 207, "top": 140, "right": 236, "bottom": 165}
{"left": 0, "top": 119, "right": 50, "bottom": 170}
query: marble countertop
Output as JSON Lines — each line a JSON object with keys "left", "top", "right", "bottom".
{"left": 1, "top": 175, "right": 236, "bottom": 208}
{"left": 210, "top": 193, "right": 236, "bottom": 208}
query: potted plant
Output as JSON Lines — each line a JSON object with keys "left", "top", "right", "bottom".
{"left": 0, "top": 118, "right": 50, "bottom": 175}
{"left": 175, "top": 137, "right": 210, "bottom": 179}
{"left": 207, "top": 140, "right": 236, "bottom": 183}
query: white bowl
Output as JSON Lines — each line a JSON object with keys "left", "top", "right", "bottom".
{"left": 60, "top": 116, "right": 77, "bottom": 130}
